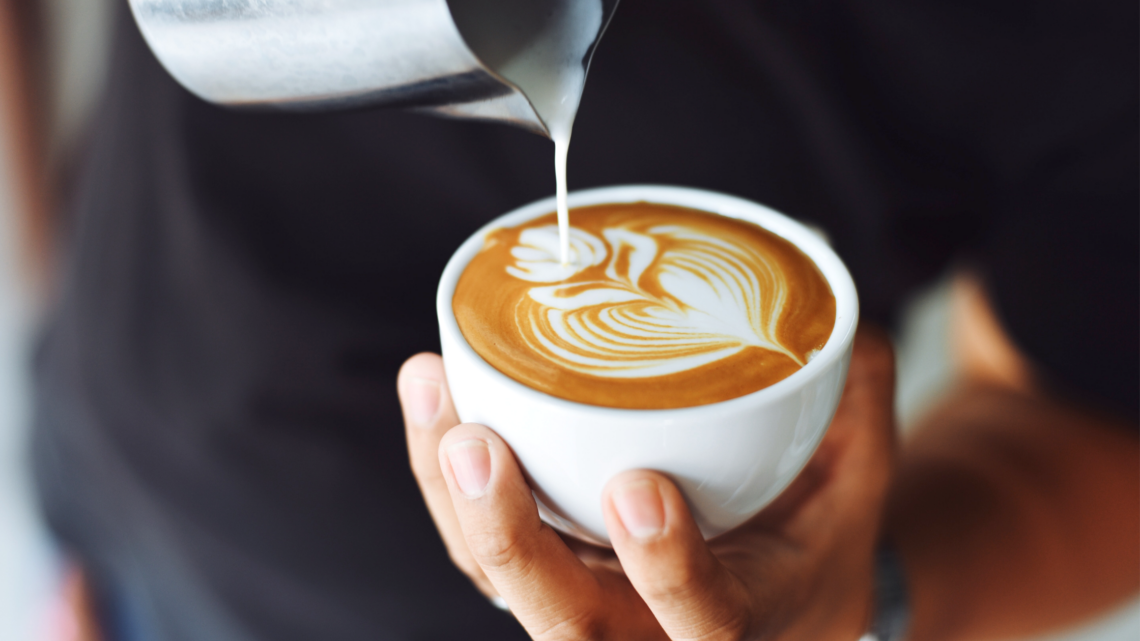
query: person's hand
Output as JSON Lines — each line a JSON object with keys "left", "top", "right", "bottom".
{"left": 399, "top": 328, "right": 897, "bottom": 640}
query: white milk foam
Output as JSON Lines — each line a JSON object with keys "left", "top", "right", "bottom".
{"left": 505, "top": 223, "right": 803, "bottom": 378}
{"left": 450, "top": 0, "right": 606, "bottom": 265}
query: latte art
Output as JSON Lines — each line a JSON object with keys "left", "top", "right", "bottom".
{"left": 516, "top": 223, "right": 804, "bottom": 378}
{"left": 507, "top": 226, "right": 607, "bottom": 282}
{"left": 454, "top": 203, "right": 836, "bottom": 409}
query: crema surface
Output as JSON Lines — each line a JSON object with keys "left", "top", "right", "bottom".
{"left": 454, "top": 203, "right": 836, "bottom": 408}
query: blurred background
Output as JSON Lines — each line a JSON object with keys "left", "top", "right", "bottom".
{"left": 0, "top": 1, "right": 1135, "bottom": 639}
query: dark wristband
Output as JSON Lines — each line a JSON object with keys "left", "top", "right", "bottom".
{"left": 868, "top": 543, "right": 911, "bottom": 641}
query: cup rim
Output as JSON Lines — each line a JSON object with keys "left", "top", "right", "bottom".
{"left": 437, "top": 184, "right": 860, "bottom": 417}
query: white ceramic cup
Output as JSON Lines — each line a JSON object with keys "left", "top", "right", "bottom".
{"left": 437, "top": 185, "right": 858, "bottom": 545}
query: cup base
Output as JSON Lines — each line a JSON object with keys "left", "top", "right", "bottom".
{"left": 534, "top": 494, "right": 612, "bottom": 547}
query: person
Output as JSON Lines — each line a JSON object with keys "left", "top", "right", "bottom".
{"left": 0, "top": 0, "right": 1135, "bottom": 639}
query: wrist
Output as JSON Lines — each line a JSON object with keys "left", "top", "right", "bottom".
{"left": 864, "top": 542, "right": 911, "bottom": 641}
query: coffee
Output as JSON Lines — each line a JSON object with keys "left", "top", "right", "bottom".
{"left": 453, "top": 202, "right": 836, "bottom": 409}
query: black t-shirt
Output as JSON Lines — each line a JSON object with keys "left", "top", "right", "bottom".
{"left": 32, "top": 1, "right": 1138, "bottom": 640}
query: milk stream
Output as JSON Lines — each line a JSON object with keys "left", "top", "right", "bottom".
{"left": 450, "top": 0, "right": 608, "bottom": 266}
{"left": 554, "top": 137, "right": 571, "bottom": 264}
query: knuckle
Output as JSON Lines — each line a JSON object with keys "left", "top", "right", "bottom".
{"left": 464, "top": 526, "right": 535, "bottom": 573}
{"left": 641, "top": 553, "right": 705, "bottom": 597}
{"left": 636, "top": 560, "right": 751, "bottom": 640}
{"left": 671, "top": 594, "right": 751, "bottom": 641}
{"left": 694, "top": 612, "right": 750, "bottom": 641}
{"left": 534, "top": 609, "right": 604, "bottom": 641}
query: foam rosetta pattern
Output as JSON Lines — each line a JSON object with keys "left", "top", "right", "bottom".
{"left": 510, "top": 224, "right": 802, "bottom": 377}
{"left": 453, "top": 203, "right": 835, "bottom": 409}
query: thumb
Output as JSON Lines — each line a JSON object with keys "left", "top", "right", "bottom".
{"left": 440, "top": 424, "right": 624, "bottom": 639}
{"left": 603, "top": 471, "right": 752, "bottom": 641}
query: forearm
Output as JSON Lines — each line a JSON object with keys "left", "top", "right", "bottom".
{"left": 886, "top": 383, "right": 1139, "bottom": 641}
{"left": 0, "top": 0, "right": 52, "bottom": 282}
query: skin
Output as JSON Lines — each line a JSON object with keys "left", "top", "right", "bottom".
{"left": 401, "top": 329, "right": 895, "bottom": 641}
{"left": 3, "top": 5, "right": 1135, "bottom": 637}
{"left": 888, "top": 276, "right": 1140, "bottom": 640}
{"left": 400, "top": 283, "right": 1139, "bottom": 640}
{"left": 0, "top": 0, "right": 53, "bottom": 288}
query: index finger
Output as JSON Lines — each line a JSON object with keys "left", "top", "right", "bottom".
{"left": 398, "top": 353, "right": 494, "bottom": 596}
{"left": 439, "top": 423, "right": 661, "bottom": 640}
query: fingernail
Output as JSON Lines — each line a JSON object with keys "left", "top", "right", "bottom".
{"left": 404, "top": 376, "right": 440, "bottom": 427}
{"left": 448, "top": 440, "right": 491, "bottom": 498}
{"left": 612, "top": 479, "right": 665, "bottom": 539}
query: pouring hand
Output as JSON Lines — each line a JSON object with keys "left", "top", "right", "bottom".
{"left": 398, "top": 329, "right": 897, "bottom": 641}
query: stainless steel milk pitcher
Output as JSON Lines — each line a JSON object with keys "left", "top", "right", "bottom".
{"left": 128, "top": 0, "right": 618, "bottom": 136}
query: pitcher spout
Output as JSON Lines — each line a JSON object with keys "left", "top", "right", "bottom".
{"left": 129, "top": 0, "right": 618, "bottom": 137}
